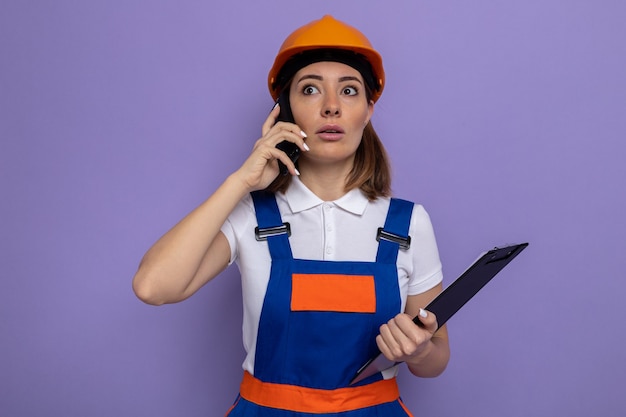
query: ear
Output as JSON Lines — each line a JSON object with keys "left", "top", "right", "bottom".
{"left": 365, "top": 99, "right": 374, "bottom": 125}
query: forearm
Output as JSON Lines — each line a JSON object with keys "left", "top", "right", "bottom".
{"left": 405, "top": 329, "right": 450, "bottom": 378}
{"left": 132, "top": 102, "right": 307, "bottom": 305}
{"left": 132, "top": 173, "right": 250, "bottom": 305}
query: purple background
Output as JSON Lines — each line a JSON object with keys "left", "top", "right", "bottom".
{"left": 2, "top": 1, "right": 625, "bottom": 416}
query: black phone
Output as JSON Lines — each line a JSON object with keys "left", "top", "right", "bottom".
{"left": 274, "top": 90, "right": 300, "bottom": 176}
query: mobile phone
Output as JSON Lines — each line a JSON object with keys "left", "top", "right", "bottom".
{"left": 274, "top": 90, "right": 300, "bottom": 176}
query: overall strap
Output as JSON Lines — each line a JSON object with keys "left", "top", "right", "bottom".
{"left": 375, "top": 198, "right": 414, "bottom": 264}
{"left": 250, "top": 191, "right": 293, "bottom": 260}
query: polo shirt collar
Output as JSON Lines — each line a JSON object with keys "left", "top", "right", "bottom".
{"left": 283, "top": 176, "right": 369, "bottom": 215}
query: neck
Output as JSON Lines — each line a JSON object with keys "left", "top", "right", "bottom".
{"left": 298, "top": 160, "right": 353, "bottom": 201}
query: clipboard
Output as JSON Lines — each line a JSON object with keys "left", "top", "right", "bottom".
{"left": 350, "top": 242, "right": 528, "bottom": 385}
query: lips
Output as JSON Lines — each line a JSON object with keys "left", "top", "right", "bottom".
{"left": 316, "top": 124, "right": 345, "bottom": 141}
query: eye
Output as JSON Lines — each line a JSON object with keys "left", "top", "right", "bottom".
{"left": 302, "top": 85, "right": 319, "bottom": 95}
{"left": 342, "top": 86, "right": 359, "bottom": 96}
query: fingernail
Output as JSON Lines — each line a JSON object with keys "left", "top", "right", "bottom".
{"left": 419, "top": 308, "right": 428, "bottom": 318}
{"left": 300, "top": 130, "right": 308, "bottom": 138}
{"left": 303, "top": 143, "right": 310, "bottom": 151}
{"left": 272, "top": 102, "right": 279, "bottom": 110}
{"left": 294, "top": 168, "right": 301, "bottom": 176}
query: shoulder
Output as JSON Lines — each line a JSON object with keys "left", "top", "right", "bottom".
{"left": 371, "top": 196, "right": 431, "bottom": 220}
{"left": 382, "top": 197, "right": 437, "bottom": 237}
{"left": 223, "top": 193, "right": 256, "bottom": 239}
{"left": 410, "top": 203, "right": 433, "bottom": 226}
{"left": 232, "top": 193, "right": 256, "bottom": 219}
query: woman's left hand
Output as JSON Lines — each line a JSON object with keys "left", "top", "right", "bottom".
{"left": 376, "top": 310, "right": 439, "bottom": 365}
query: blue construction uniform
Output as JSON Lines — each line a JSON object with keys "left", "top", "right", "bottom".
{"left": 226, "top": 191, "right": 415, "bottom": 416}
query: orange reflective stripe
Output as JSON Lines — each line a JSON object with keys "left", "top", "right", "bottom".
{"left": 399, "top": 398, "right": 415, "bottom": 417}
{"left": 291, "top": 273, "right": 376, "bottom": 313}
{"left": 239, "top": 371, "right": 400, "bottom": 413}
{"left": 223, "top": 396, "right": 239, "bottom": 416}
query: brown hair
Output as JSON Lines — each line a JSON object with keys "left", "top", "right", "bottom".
{"left": 266, "top": 120, "right": 392, "bottom": 200}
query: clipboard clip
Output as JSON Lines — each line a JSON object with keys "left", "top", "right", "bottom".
{"left": 376, "top": 227, "right": 411, "bottom": 250}
{"left": 255, "top": 223, "right": 291, "bottom": 241}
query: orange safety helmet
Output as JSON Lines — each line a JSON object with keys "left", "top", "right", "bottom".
{"left": 268, "top": 15, "right": 385, "bottom": 102}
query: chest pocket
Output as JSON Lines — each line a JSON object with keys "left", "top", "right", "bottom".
{"left": 291, "top": 273, "right": 376, "bottom": 313}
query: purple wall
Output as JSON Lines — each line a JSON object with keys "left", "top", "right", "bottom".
{"left": 2, "top": 1, "right": 625, "bottom": 416}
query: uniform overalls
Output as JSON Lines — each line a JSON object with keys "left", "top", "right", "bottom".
{"left": 226, "top": 191, "right": 415, "bottom": 416}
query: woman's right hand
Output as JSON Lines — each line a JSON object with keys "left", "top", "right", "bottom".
{"left": 233, "top": 104, "right": 308, "bottom": 191}
{"left": 133, "top": 104, "right": 310, "bottom": 306}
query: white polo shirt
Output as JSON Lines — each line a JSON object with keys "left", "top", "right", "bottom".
{"left": 220, "top": 177, "right": 443, "bottom": 375}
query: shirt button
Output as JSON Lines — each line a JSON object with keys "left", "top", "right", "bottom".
{"left": 326, "top": 247, "right": 333, "bottom": 254}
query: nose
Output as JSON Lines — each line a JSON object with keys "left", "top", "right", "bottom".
{"left": 324, "top": 107, "right": 340, "bottom": 116}
{"left": 322, "top": 94, "right": 341, "bottom": 117}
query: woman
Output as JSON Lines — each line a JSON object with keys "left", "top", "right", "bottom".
{"left": 133, "top": 15, "right": 450, "bottom": 416}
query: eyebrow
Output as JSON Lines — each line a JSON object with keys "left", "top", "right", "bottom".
{"left": 296, "top": 74, "right": 363, "bottom": 85}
